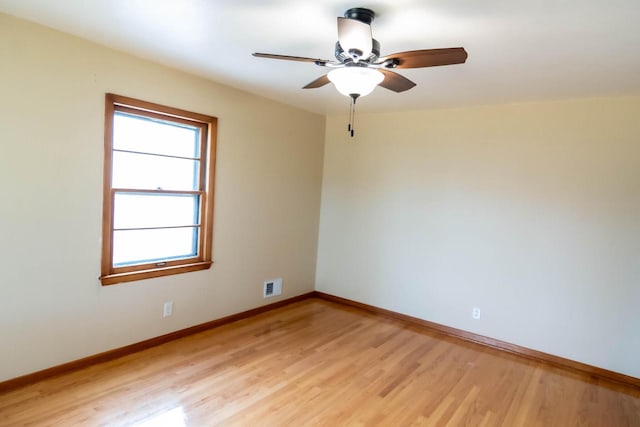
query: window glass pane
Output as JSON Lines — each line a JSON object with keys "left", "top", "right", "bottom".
{"left": 113, "top": 227, "right": 199, "bottom": 266}
{"left": 114, "top": 112, "right": 200, "bottom": 158}
{"left": 112, "top": 151, "right": 199, "bottom": 190}
{"left": 114, "top": 193, "right": 199, "bottom": 229}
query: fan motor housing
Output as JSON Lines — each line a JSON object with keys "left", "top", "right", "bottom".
{"left": 334, "top": 39, "right": 380, "bottom": 63}
{"left": 344, "top": 7, "right": 375, "bottom": 24}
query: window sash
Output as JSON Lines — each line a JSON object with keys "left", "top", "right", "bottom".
{"left": 110, "top": 190, "right": 203, "bottom": 267}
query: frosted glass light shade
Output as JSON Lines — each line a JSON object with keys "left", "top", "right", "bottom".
{"left": 327, "top": 67, "right": 384, "bottom": 98}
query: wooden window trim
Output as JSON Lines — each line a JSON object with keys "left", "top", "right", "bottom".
{"left": 100, "top": 94, "right": 217, "bottom": 286}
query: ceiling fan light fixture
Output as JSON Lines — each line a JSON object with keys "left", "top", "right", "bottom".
{"left": 327, "top": 67, "right": 384, "bottom": 98}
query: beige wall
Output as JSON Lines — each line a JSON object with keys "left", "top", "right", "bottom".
{"left": 317, "top": 97, "right": 640, "bottom": 378}
{"left": 0, "top": 14, "right": 325, "bottom": 382}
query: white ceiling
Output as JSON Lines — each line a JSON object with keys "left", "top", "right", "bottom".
{"left": 2, "top": 0, "right": 639, "bottom": 114}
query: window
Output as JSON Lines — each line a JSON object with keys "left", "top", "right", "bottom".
{"left": 100, "top": 94, "right": 217, "bottom": 285}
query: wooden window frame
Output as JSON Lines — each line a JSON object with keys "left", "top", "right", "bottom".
{"left": 100, "top": 94, "right": 217, "bottom": 285}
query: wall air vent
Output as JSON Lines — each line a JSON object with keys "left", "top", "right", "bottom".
{"left": 263, "top": 278, "right": 282, "bottom": 298}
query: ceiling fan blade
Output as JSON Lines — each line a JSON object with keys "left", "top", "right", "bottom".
{"left": 378, "top": 69, "right": 416, "bottom": 93}
{"left": 379, "top": 47, "right": 468, "bottom": 69}
{"left": 303, "top": 74, "right": 330, "bottom": 89}
{"left": 337, "top": 17, "right": 372, "bottom": 60}
{"left": 253, "top": 53, "right": 330, "bottom": 65}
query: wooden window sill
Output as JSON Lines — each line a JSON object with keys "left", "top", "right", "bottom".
{"left": 100, "top": 261, "right": 212, "bottom": 286}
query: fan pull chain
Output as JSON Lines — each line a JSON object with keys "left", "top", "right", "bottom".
{"left": 347, "top": 98, "right": 354, "bottom": 137}
{"left": 348, "top": 94, "right": 359, "bottom": 138}
{"left": 351, "top": 97, "right": 357, "bottom": 138}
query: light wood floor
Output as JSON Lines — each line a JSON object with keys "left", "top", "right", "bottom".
{"left": 1, "top": 299, "right": 639, "bottom": 426}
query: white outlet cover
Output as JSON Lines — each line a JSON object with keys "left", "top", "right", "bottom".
{"left": 472, "top": 307, "right": 481, "bottom": 320}
{"left": 263, "top": 278, "right": 282, "bottom": 298}
{"left": 163, "top": 301, "right": 173, "bottom": 317}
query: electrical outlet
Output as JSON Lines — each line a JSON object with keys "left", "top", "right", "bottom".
{"left": 163, "top": 301, "right": 173, "bottom": 317}
{"left": 263, "top": 278, "right": 282, "bottom": 298}
{"left": 472, "top": 307, "right": 481, "bottom": 320}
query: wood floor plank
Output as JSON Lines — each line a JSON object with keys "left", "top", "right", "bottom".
{"left": 1, "top": 298, "right": 639, "bottom": 426}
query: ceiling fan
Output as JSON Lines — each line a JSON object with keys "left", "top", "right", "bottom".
{"left": 253, "top": 7, "right": 468, "bottom": 136}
